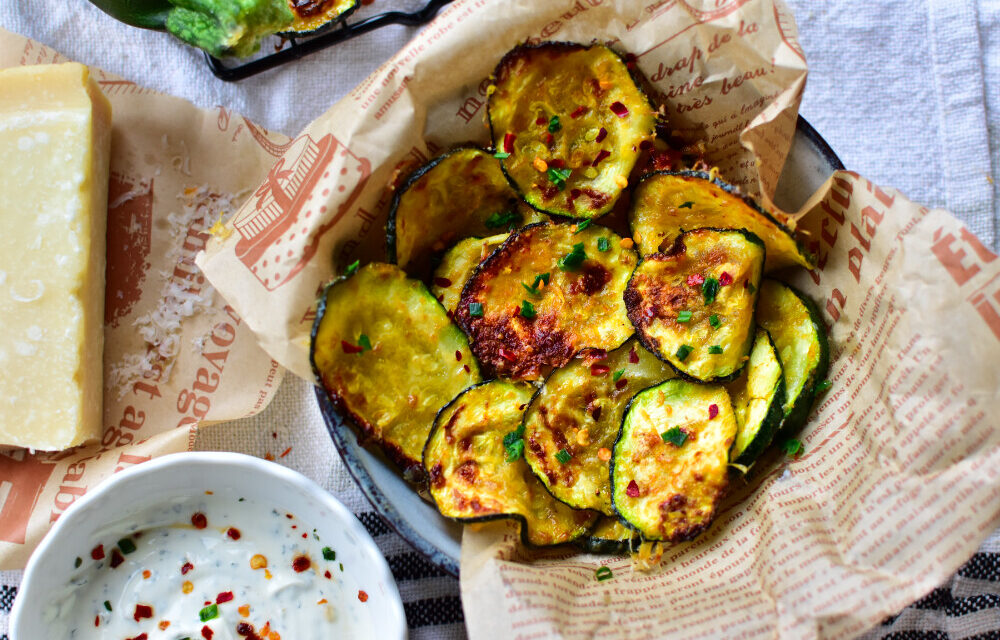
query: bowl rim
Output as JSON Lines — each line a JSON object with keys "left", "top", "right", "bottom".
{"left": 9, "top": 451, "right": 407, "bottom": 639}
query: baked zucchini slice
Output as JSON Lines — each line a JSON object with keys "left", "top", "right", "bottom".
{"left": 725, "top": 328, "right": 786, "bottom": 468}
{"left": 311, "top": 263, "right": 481, "bottom": 473}
{"left": 430, "top": 234, "right": 509, "bottom": 315}
{"left": 576, "top": 516, "right": 641, "bottom": 555}
{"left": 424, "top": 380, "right": 599, "bottom": 546}
{"left": 387, "top": 147, "right": 541, "bottom": 278}
{"left": 624, "top": 229, "right": 765, "bottom": 382}
{"left": 630, "top": 171, "right": 815, "bottom": 271}
{"left": 455, "top": 221, "right": 637, "bottom": 380}
{"left": 487, "top": 42, "right": 656, "bottom": 219}
{"left": 284, "top": 0, "right": 359, "bottom": 35}
{"left": 611, "top": 380, "right": 736, "bottom": 542}
{"left": 756, "top": 280, "right": 830, "bottom": 436}
{"left": 522, "top": 339, "right": 673, "bottom": 515}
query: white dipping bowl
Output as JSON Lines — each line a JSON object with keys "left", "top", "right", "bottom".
{"left": 10, "top": 451, "right": 406, "bottom": 640}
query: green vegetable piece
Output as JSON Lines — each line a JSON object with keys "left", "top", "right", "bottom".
{"left": 555, "top": 449, "right": 572, "bottom": 464}
{"left": 816, "top": 380, "right": 832, "bottom": 393}
{"left": 358, "top": 334, "right": 372, "bottom": 351}
{"left": 708, "top": 345, "right": 723, "bottom": 354}
{"left": 612, "top": 368, "right": 625, "bottom": 382}
{"left": 547, "top": 167, "right": 572, "bottom": 190}
{"left": 702, "top": 277, "right": 720, "bottom": 305}
{"left": 322, "top": 547, "right": 337, "bottom": 561}
{"left": 74, "top": 557, "right": 82, "bottom": 569}
{"left": 165, "top": 0, "right": 295, "bottom": 59}
{"left": 503, "top": 428, "right": 525, "bottom": 462}
{"left": 485, "top": 210, "right": 521, "bottom": 230}
{"left": 199, "top": 604, "right": 219, "bottom": 622}
{"left": 344, "top": 259, "right": 360, "bottom": 276}
{"left": 520, "top": 300, "right": 537, "bottom": 319}
{"left": 574, "top": 220, "right": 591, "bottom": 234}
{"left": 548, "top": 116, "right": 561, "bottom": 133}
{"left": 558, "top": 243, "right": 587, "bottom": 270}
{"left": 597, "top": 237, "right": 610, "bottom": 252}
{"left": 678, "top": 201, "right": 694, "bottom": 209}
{"left": 494, "top": 151, "right": 510, "bottom": 159}
{"left": 675, "top": 345, "right": 693, "bottom": 361}
{"left": 469, "top": 302, "right": 484, "bottom": 317}
{"left": 661, "top": 426, "right": 688, "bottom": 447}
{"left": 103, "top": 600, "right": 112, "bottom": 612}
{"left": 677, "top": 310, "right": 692, "bottom": 323}
{"left": 117, "top": 538, "right": 136, "bottom": 555}
{"left": 596, "top": 566, "right": 613, "bottom": 581}
{"left": 783, "top": 439, "right": 803, "bottom": 457}
{"left": 709, "top": 314, "right": 720, "bottom": 328}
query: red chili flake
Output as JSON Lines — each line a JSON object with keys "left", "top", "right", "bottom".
{"left": 292, "top": 555, "right": 311, "bottom": 573}
{"left": 498, "top": 347, "right": 517, "bottom": 362}
{"left": 324, "top": 570, "right": 332, "bottom": 579}
{"left": 181, "top": 562, "right": 194, "bottom": 575}
{"left": 615, "top": 379, "right": 628, "bottom": 390}
{"left": 94, "top": 615, "right": 100, "bottom": 627}
{"left": 743, "top": 279, "right": 750, "bottom": 289}
{"left": 236, "top": 622, "right": 253, "bottom": 635}
{"left": 272, "top": 432, "right": 277, "bottom": 439}
{"left": 91, "top": 544, "right": 105, "bottom": 560}
{"left": 570, "top": 105, "right": 588, "bottom": 119}
{"left": 201, "top": 626, "right": 214, "bottom": 640}
{"left": 708, "top": 404, "right": 719, "bottom": 420}
{"left": 455, "top": 350, "right": 462, "bottom": 361}
{"left": 216, "top": 591, "right": 234, "bottom": 604}
{"left": 127, "top": 635, "right": 148, "bottom": 640}
{"left": 545, "top": 132, "right": 554, "bottom": 146}
{"left": 341, "top": 340, "right": 363, "bottom": 354}
{"left": 433, "top": 276, "right": 452, "bottom": 288}
{"left": 191, "top": 512, "right": 208, "bottom": 529}
{"left": 279, "top": 446, "right": 292, "bottom": 458}
{"left": 591, "top": 149, "right": 611, "bottom": 166}
{"left": 687, "top": 273, "right": 705, "bottom": 287}
{"left": 591, "top": 363, "right": 610, "bottom": 376}
{"left": 569, "top": 188, "right": 582, "bottom": 201}
{"left": 719, "top": 272, "right": 733, "bottom": 286}
{"left": 226, "top": 528, "right": 241, "bottom": 540}
{"left": 610, "top": 102, "right": 629, "bottom": 117}
{"left": 503, "top": 133, "right": 516, "bottom": 153}
{"left": 595, "top": 127, "right": 608, "bottom": 143}
{"left": 463, "top": 364, "right": 471, "bottom": 373}
{"left": 626, "top": 480, "right": 640, "bottom": 498}
{"left": 623, "top": 52, "right": 638, "bottom": 68}
{"left": 110, "top": 549, "right": 125, "bottom": 569}
{"left": 535, "top": 115, "right": 547, "bottom": 126}
{"left": 286, "top": 513, "right": 294, "bottom": 519}
{"left": 358, "top": 590, "right": 369, "bottom": 602}
{"left": 639, "top": 139, "right": 654, "bottom": 151}
{"left": 302, "top": 533, "right": 307, "bottom": 539}
{"left": 133, "top": 604, "right": 153, "bottom": 621}
{"left": 629, "top": 347, "right": 640, "bottom": 364}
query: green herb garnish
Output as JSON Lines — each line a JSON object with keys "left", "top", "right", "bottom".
{"left": 612, "top": 369, "right": 625, "bottom": 382}
{"left": 468, "top": 302, "right": 484, "bottom": 317}
{"left": 199, "top": 604, "right": 219, "bottom": 622}
{"left": 103, "top": 600, "right": 112, "bottom": 611}
{"left": 485, "top": 210, "right": 520, "bottom": 230}
{"left": 74, "top": 557, "right": 82, "bottom": 569}
{"left": 597, "top": 237, "right": 610, "bottom": 252}
{"left": 548, "top": 116, "right": 561, "bottom": 133}
{"left": 661, "top": 427, "right": 688, "bottom": 447}
{"left": 677, "top": 310, "right": 692, "bottom": 323}
{"left": 117, "top": 538, "right": 136, "bottom": 555}
{"left": 747, "top": 282, "right": 756, "bottom": 294}
{"left": 709, "top": 314, "right": 720, "bottom": 328}
{"left": 678, "top": 201, "right": 694, "bottom": 209}
{"left": 702, "top": 277, "right": 720, "bottom": 305}
{"left": 358, "top": 334, "right": 372, "bottom": 351}
{"left": 573, "top": 220, "right": 591, "bottom": 234}
{"left": 558, "top": 243, "right": 587, "bottom": 270}
{"left": 816, "top": 380, "right": 832, "bottom": 393}
{"left": 675, "top": 345, "right": 693, "bottom": 361}
{"left": 555, "top": 449, "right": 572, "bottom": 464}
{"left": 493, "top": 151, "right": 510, "bottom": 159}
{"left": 344, "top": 259, "right": 360, "bottom": 276}
{"left": 783, "top": 439, "right": 803, "bottom": 457}
{"left": 522, "top": 272, "right": 550, "bottom": 296}
{"left": 322, "top": 547, "right": 337, "bottom": 561}
{"left": 503, "top": 428, "right": 525, "bottom": 462}
{"left": 708, "top": 345, "right": 723, "bottom": 354}
{"left": 520, "top": 300, "right": 537, "bottom": 319}
{"left": 595, "top": 566, "right": 613, "bottom": 581}
{"left": 547, "top": 167, "right": 571, "bottom": 190}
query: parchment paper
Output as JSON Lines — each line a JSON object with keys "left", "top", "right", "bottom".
{"left": 203, "top": 0, "right": 1000, "bottom": 636}
{"left": 0, "top": 30, "right": 286, "bottom": 569}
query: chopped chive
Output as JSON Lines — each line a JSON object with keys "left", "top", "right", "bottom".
{"left": 708, "top": 345, "right": 723, "bottom": 354}
{"left": 485, "top": 210, "right": 520, "bottom": 230}
{"left": 358, "top": 334, "right": 372, "bottom": 351}
{"left": 74, "top": 557, "right": 82, "bottom": 569}
{"left": 104, "top": 600, "right": 112, "bottom": 612}
{"left": 747, "top": 282, "right": 757, "bottom": 294}
{"left": 815, "top": 380, "right": 832, "bottom": 393}
{"left": 520, "top": 300, "right": 537, "bottom": 319}
{"left": 522, "top": 273, "right": 551, "bottom": 296}
{"left": 702, "top": 277, "right": 720, "bottom": 305}
{"left": 612, "top": 369, "right": 625, "bottom": 382}
{"left": 548, "top": 115, "right": 561, "bottom": 133}
{"left": 574, "top": 220, "right": 592, "bottom": 234}
{"left": 339, "top": 563, "right": 344, "bottom": 572}
{"left": 344, "top": 259, "right": 360, "bottom": 276}
{"left": 558, "top": 243, "right": 587, "bottom": 270}
{"left": 504, "top": 427, "right": 525, "bottom": 462}
{"left": 555, "top": 449, "right": 572, "bottom": 464}
{"left": 783, "top": 439, "right": 803, "bottom": 457}
{"left": 468, "top": 302, "right": 484, "bottom": 317}
{"left": 661, "top": 426, "right": 688, "bottom": 447}
{"left": 547, "top": 167, "right": 572, "bottom": 190}
{"left": 675, "top": 345, "right": 693, "bottom": 361}
{"left": 709, "top": 314, "right": 720, "bottom": 328}
{"left": 117, "top": 538, "right": 136, "bottom": 555}
{"left": 678, "top": 201, "right": 694, "bottom": 209}
{"left": 597, "top": 237, "right": 610, "bottom": 252}
{"left": 677, "top": 310, "right": 692, "bottom": 323}
{"left": 322, "top": 547, "right": 336, "bottom": 561}
{"left": 522, "top": 282, "right": 539, "bottom": 296}
{"left": 493, "top": 151, "right": 510, "bottom": 159}
{"left": 595, "top": 566, "right": 613, "bottom": 581}
{"left": 199, "top": 604, "right": 219, "bottom": 622}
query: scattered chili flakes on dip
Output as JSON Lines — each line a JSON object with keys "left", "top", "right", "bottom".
{"left": 45, "top": 495, "right": 373, "bottom": 639}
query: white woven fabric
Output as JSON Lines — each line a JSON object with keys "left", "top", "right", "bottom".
{"left": 0, "top": 0, "right": 997, "bottom": 638}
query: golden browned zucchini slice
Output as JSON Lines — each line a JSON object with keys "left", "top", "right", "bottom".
{"left": 725, "top": 328, "right": 785, "bottom": 469}
{"left": 576, "top": 516, "right": 641, "bottom": 555}
{"left": 488, "top": 42, "right": 656, "bottom": 218}
{"left": 424, "top": 380, "right": 598, "bottom": 546}
{"left": 430, "top": 234, "right": 509, "bottom": 315}
{"left": 522, "top": 339, "right": 673, "bottom": 515}
{"left": 624, "top": 228, "right": 765, "bottom": 382}
{"left": 387, "top": 147, "right": 541, "bottom": 278}
{"left": 311, "top": 263, "right": 481, "bottom": 473}
{"left": 630, "top": 171, "right": 815, "bottom": 271}
{"left": 284, "top": 0, "right": 358, "bottom": 35}
{"left": 455, "top": 221, "right": 637, "bottom": 380}
{"left": 611, "top": 380, "right": 736, "bottom": 542}
{"left": 756, "top": 279, "right": 830, "bottom": 437}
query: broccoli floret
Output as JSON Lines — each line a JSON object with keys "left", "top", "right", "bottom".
{"left": 165, "top": 0, "right": 294, "bottom": 58}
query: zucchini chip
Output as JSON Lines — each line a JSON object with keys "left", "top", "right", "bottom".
{"left": 285, "top": 0, "right": 359, "bottom": 35}
{"left": 756, "top": 280, "right": 830, "bottom": 436}
{"left": 487, "top": 42, "right": 656, "bottom": 218}
{"left": 311, "top": 263, "right": 481, "bottom": 473}
{"left": 424, "top": 380, "right": 599, "bottom": 546}
{"left": 387, "top": 147, "right": 541, "bottom": 277}
{"left": 624, "top": 229, "right": 765, "bottom": 382}
{"left": 576, "top": 516, "right": 641, "bottom": 555}
{"left": 456, "top": 221, "right": 637, "bottom": 380}
{"left": 522, "top": 339, "right": 674, "bottom": 515}
{"left": 725, "top": 328, "right": 786, "bottom": 468}
{"left": 430, "top": 234, "right": 509, "bottom": 315}
{"left": 630, "top": 171, "right": 815, "bottom": 271}
{"left": 611, "top": 380, "right": 736, "bottom": 542}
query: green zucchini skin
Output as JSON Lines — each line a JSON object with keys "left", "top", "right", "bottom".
{"left": 310, "top": 263, "right": 481, "bottom": 474}
{"left": 575, "top": 516, "right": 641, "bottom": 555}
{"left": 423, "top": 380, "right": 599, "bottom": 547}
{"left": 629, "top": 170, "right": 815, "bottom": 270}
{"left": 610, "top": 379, "right": 735, "bottom": 542}
{"left": 624, "top": 228, "right": 765, "bottom": 383}
{"left": 487, "top": 41, "right": 656, "bottom": 219}
{"left": 87, "top": 0, "right": 171, "bottom": 30}
{"left": 725, "top": 328, "right": 786, "bottom": 468}
{"left": 756, "top": 279, "right": 830, "bottom": 437}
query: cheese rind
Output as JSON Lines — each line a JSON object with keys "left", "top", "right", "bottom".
{"left": 0, "top": 63, "right": 112, "bottom": 450}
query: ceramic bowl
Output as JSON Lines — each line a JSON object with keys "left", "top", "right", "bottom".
{"left": 10, "top": 451, "right": 407, "bottom": 639}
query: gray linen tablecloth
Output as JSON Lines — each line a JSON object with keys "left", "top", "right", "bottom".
{"left": 1, "top": 0, "right": 997, "bottom": 638}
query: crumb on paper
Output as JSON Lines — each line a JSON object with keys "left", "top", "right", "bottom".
{"left": 632, "top": 541, "right": 664, "bottom": 572}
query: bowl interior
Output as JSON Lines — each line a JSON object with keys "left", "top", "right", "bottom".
{"left": 11, "top": 452, "right": 406, "bottom": 640}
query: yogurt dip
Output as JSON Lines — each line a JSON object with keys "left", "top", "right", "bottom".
{"left": 44, "top": 491, "right": 374, "bottom": 640}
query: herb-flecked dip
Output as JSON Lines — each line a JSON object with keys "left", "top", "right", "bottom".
{"left": 46, "top": 494, "right": 372, "bottom": 640}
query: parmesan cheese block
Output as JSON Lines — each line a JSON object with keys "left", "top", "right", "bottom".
{"left": 0, "top": 63, "right": 112, "bottom": 450}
